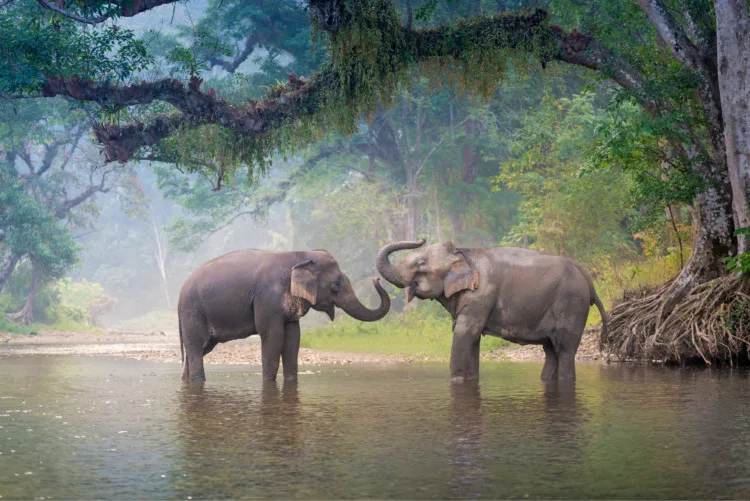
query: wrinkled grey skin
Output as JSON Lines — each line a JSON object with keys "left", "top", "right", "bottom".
{"left": 179, "top": 249, "right": 389, "bottom": 382}
{"left": 377, "top": 240, "right": 606, "bottom": 382}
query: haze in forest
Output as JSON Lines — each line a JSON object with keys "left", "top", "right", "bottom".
{"left": 1, "top": 0, "right": 749, "bottom": 365}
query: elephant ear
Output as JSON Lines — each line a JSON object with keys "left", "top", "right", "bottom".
{"left": 291, "top": 260, "right": 317, "bottom": 305}
{"left": 443, "top": 244, "right": 479, "bottom": 298}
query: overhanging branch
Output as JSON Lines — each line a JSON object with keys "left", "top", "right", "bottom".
{"left": 41, "top": 2, "right": 654, "bottom": 162}
{"left": 34, "top": 0, "right": 179, "bottom": 24}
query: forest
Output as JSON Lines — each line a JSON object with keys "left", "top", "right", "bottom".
{"left": 1, "top": 0, "right": 749, "bottom": 364}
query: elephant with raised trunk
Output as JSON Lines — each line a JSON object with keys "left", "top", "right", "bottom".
{"left": 178, "top": 249, "right": 389, "bottom": 382}
{"left": 376, "top": 240, "right": 606, "bottom": 382}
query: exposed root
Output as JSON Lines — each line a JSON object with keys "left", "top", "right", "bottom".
{"left": 604, "top": 273, "right": 750, "bottom": 364}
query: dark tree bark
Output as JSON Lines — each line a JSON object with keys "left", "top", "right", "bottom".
{"left": 0, "top": 254, "right": 20, "bottom": 295}
{"left": 715, "top": 0, "right": 750, "bottom": 252}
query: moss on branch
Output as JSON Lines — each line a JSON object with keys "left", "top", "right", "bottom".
{"left": 65, "top": 0, "right": 596, "bottom": 163}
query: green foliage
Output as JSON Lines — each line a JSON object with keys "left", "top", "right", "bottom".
{"left": 0, "top": 1, "right": 150, "bottom": 94}
{"left": 0, "top": 316, "right": 33, "bottom": 334}
{"left": 46, "top": 278, "right": 115, "bottom": 328}
{"left": 0, "top": 168, "right": 79, "bottom": 278}
{"left": 0, "top": 261, "right": 60, "bottom": 321}
{"left": 723, "top": 228, "right": 750, "bottom": 275}
{"left": 493, "top": 92, "right": 636, "bottom": 263}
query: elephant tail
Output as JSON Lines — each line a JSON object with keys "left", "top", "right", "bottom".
{"left": 572, "top": 262, "right": 607, "bottom": 349}
{"left": 592, "top": 291, "right": 607, "bottom": 350}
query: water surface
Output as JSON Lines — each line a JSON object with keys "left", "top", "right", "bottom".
{"left": 1, "top": 356, "right": 750, "bottom": 499}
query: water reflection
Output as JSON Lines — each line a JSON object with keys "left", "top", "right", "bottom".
{"left": 3, "top": 357, "right": 750, "bottom": 499}
{"left": 448, "top": 382, "right": 485, "bottom": 498}
{"left": 176, "top": 380, "right": 305, "bottom": 497}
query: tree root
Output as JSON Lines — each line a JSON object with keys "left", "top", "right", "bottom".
{"left": 603, "top": 273, "right": 750, "bottom": 365}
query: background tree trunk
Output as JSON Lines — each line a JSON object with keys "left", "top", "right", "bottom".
{"left": 715, "top": 0, "right": 750, "bottom": 252}
{"left": 151, "top": 217, "right": 171, "bottom": 310}
{"left": 658, "top": 185, "right": 735, "bottom": 322}
{"left": 7, "top": 264, "right": 40, "bottom": 325}
{"left": 0, "top": 254, "right": 20, "bottom": 295}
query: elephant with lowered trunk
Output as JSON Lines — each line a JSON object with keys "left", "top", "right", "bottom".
{"left": 178, "top": 249, "right": 389, "bottom": 382}
{"left": 376, "top": 240, "right": 606, "bottom": 382}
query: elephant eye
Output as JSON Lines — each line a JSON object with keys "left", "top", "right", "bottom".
{"left": 418, "top": 261, "right": 427, "bottom": 268}
{"left": 332, "top": 280, "right": 341, "bottom": 291}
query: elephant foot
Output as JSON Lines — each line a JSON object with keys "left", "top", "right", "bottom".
{"left": 189, "top": 375, "right": 206, "bottom": 382}
{"left": 284, "top": 374, "right": 298, "bottom": 383}
{"left": 450, "top": 374, "right": 479, "bottom": 384}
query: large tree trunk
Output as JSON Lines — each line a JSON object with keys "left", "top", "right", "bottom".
{"left": 0, "top": 254, "right": 20, "bottom": 295}
{"left": 7, "top": 265, "right": 40, "bottom": 325}
{"left": 715, "top": 0, "right": 750, "bottom": 252}
{"left": 657, "top": 183, "right": 736, "bottom": 322}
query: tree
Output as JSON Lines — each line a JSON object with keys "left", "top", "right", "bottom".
{"left": 494, "top": 92, "right": 637, "bottom": 263}
{"left": 2, "top": 0, "right": 748, "bottom": 360}
{"left": 0, "top": 100, "right": 124, "bottom": 323}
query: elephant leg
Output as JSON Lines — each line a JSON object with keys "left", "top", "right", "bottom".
{"left": 541, "top": 340, "right": 558, "bottom": 381}
{"left": 557, "top": 349, "right": 576, "bottom": 381}
{"left": 450, "top": 315, "right": 483, "bottom": 383}
{"left": 556, "top": 320, "right": 584, "bottom": 381}
{"left": 259, "top": 320, "right": 285, "bottom": 382}
{"left": 282, "top": 322, "right": 300, "bottom": 382}
{"left": 181, "top": 315, "right": 210, "bottom": 382}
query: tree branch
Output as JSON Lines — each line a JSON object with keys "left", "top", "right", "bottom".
{"left": 43, "top": 73, "right": 318, "bottom": 161}
{"left": 209, "top": 32, "right": 264, "bottom": 73}
{"left": 55, "top": 169, "right": 109, "bottom": 217}
{"left": 414, "top": 116, "right": 469, "bottom": 180}
{"left": 41, "top": 4, "right": 655, "bottom": 162}
{"left": 635, "top": 0, "right": 703, "bottom": 71}
{"left": 35, "top": 0, "right": 179, "bottom": 25}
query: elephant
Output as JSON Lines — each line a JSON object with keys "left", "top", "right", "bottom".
{"left": 178, "top": 249, "right": 390, "bottom": 382}
{"left": 376, "top": 240, "right": 606, "bottom": 382}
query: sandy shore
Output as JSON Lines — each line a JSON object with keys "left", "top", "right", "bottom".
{"left": 0, "top": 328, "right": 604, "bottom": 364}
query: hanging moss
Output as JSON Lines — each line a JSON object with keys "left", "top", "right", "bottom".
{"left": 221, "top": 1, "right": 563, "bottom": 181}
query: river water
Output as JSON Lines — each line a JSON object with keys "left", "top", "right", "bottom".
{"left": 1, "top": 355, "right": 750, "bottom": 499}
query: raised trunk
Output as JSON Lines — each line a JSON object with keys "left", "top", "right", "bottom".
{"left": 376, "top": 239, "right": 426, "bottom": 288}
{"left": 336, "top": 277, "right": 391, "bottom": 322}
{"left": 0, "top": 254, "right": 20, "bottom": 295}
{"left": 7, "top": 266, "right": 40, "bottom": 325}
{"left": 715, "top": 0, "right": 750, "bottom": 252}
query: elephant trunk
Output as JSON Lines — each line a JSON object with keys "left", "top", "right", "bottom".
{"left": 375, "top": 239, "right": 425, "bottom": 288}
{"left": 336, "top": 277, "right": 390, "bottom": 322}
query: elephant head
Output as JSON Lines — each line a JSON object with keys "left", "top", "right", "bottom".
{"left": 291, "top": 251, "right": 390, "bottom": 321}
{"left": 376, "top": 240, "right": 478, "bottom": 301}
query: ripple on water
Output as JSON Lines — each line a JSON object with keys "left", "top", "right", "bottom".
{"left": 1, "top": 357, "right": 750, "bottom": 499}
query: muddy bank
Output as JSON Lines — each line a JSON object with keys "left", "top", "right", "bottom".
{"left": 0, "top": 327, "right": 604, "bottom": 364}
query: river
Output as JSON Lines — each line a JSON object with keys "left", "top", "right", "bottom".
{"left": 1, "top": 355, "right": 750, "bottom": 499}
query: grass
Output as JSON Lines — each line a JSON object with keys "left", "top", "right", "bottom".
{"left": 0, "top": 317, "right": 33, "bottom": 335}
{"left": 0, "top": 316, "right": 102, "bottom": 335}
{"left": 301, "top": 308, "right": 510, "bottom": 359}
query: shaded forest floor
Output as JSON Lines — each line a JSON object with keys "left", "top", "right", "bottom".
{"left": 0, "top": 327, "right": 604, "bottom": 364}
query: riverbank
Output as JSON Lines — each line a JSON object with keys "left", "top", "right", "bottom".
{"left": 0, "top": 327, "right": 604, "bottom": 364}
